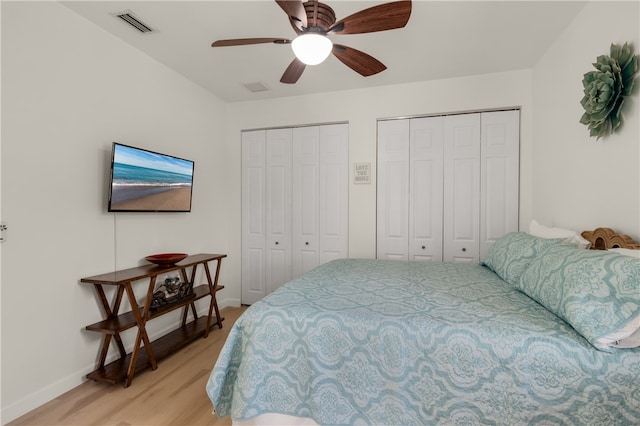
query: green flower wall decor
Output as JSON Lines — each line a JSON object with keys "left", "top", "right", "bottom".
{"left": 579, "top": 42, "right": 638, "bottom": 140}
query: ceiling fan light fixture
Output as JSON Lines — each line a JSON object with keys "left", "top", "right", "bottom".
{"left": 291, "top": 34, "right": 333, "bottom": 65}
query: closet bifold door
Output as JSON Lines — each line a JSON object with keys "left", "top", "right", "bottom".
{"left": 292, "top": 126, "right": 320, "bottom": 278}
{"left": 241, "top": 130, "right": 267, "bottom": 305}
{"left": 292, "top": 124, "right": 348, "bottom": 279}
{"left": 376, "top": 117, "right": 446, "bottom": 262}
{"left": 377, "top": 110, "right": 519, "bottom": 264}
{"left": 265, "top": 128, "right": 293, "bottom": 295}
{"left": 243, "top": 124, "right": 348, "bottom": 304}
{"left": 409, "top": 116, "right": 444, "bottom": 261}
{"left": 318, "top": 124, "right": 349, "bottom": 266}
{"left": 241, "top": 128, "right": 293, "bottom": 305}
{"left": 443, "top": 114, "right": 481, "bottom": 263}
{"left": 480, "top": 110, "right": 520, "bottom": 260}
{"left": 377, "top": 119, "right": 410, "bottom": 260}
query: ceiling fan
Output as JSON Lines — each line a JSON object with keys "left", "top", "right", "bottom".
{"left": 211, "top": 0, "right": 412, "bottom": 84}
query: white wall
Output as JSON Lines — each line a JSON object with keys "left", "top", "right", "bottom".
{"left": 1, "top": 2, "right": 235, "bottom": 422}
{"left": 532, "top": 1, "right": 640, "bottom": 238}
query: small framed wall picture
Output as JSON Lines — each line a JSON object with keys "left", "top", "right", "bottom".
{"left": 354, "top": 162, "right": 371, "bottom": 184}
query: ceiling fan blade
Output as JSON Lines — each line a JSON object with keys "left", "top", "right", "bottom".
{"left": 275, "top": 0, "right": 308, "bottom": 31}
{"left": 212, "top": 38, "right": 290, "bottom": 47}
{"left": 280, "top": 58, "right": 306, "bottom": 84}
{"left": 328, "top": 1, "right": 412, "bottom": 35}
{"left": 332, "top": 44, "right": 387, "bottom": 77}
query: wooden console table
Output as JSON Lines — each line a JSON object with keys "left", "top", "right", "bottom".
{"left": 81, "top": 253, "right": 226, "bottom": 387}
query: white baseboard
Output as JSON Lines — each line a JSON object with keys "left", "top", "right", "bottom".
{"left": 0, "top": 298, "right": 241, "bottom": 424}
{"left": 218, "top": 296, "right": 241, "bottom": 309}
{"left": 1, "top": 368, "right": 87, "bottom": 425}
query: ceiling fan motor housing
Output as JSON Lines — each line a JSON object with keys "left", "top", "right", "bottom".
{"left": 303, "top": 1, "right": 336, "bottom": 32}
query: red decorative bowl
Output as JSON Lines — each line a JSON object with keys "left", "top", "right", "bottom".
{"left": 145, "top": 253, "right": 188, "bottom": 267}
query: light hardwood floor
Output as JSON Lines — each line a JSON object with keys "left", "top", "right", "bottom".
{"left": 8, "top": 306, "right": 248, "bottom": 426}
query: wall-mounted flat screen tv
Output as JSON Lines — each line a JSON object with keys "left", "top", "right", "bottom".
{"left": 108, "top": 142, "right": 194, "bottom": 212}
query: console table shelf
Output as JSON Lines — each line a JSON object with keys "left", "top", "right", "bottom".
{"left": 85, "top": 284, "right": 224, "bottom": 334}
{"left": 86, "top": 316, "right": 214, "bottom": 385}
{"left": 81, "top": 253, "right": 227, "bottom": 387}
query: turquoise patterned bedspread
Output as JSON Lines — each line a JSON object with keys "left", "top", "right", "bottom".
{"left": 206, "top": 259, "right": 640, "bottom": 425}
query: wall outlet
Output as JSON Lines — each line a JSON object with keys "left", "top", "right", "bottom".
{"left": 0, "top": 222, "right": 7, "bottom": 243}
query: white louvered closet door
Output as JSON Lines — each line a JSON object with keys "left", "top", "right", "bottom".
{"left": 377, "top": 119, "right": 410, "bottom": 260}
{"left": 443, "top": 114, "right": 481, "bottom": 263}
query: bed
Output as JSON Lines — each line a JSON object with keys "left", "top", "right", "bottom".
{"left": 206, "top": 228, "right": 640, "bottom": 425}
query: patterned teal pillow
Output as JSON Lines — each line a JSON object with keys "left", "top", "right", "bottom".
{"left": 517, "top": 244, "right": 640, "bottom": 351}
{"left": 482, "top": 232, "right": 564, "bottom": 286}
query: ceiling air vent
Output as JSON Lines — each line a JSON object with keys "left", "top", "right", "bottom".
{"left": 115, "top": 11, "right": 154, "bottom": 34}
{"left": 243, "top": 82, "right": 270, "bottom": 93}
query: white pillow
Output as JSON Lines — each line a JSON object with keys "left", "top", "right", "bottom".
{"left": 601, "top": 314, "right": 640, "bottom": 349}
{"left": 528, "top": 219, "right": 591, "bottom": 249}
{"left": 609, "top": 247, "right": 640, "bottom": 258}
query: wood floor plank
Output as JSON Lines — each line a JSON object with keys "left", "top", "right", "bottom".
{"left": 7, "top": 306, "right": 247, "bottom": 426}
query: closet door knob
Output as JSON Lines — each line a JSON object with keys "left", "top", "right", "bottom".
{"left": 275, "top": 241, "right": 279, "bottom": 245}
{"left": 421, "top": 245, "right": 426, "bottom": 250}
{"left": 305, "top": 242, "right": 309, "bottom": 245}
{"left": 462, "top": 247, "right": 466, "bottom": 252}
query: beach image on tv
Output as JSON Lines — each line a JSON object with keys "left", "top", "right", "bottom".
{"left": 110, "top": 144, "right": 194, "bottom": 212}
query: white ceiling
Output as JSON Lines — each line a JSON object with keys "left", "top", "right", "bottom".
{"left": 61, "top": 1, "right": 587, "bottom": 102}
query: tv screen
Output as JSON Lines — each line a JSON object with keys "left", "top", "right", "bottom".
{"left": 108, "top": 142, "right": 194, "bottom": 212}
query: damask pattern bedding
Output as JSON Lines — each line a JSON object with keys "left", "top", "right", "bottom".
{"left": 206, "top": 258, "right": 640, "bottom": 425}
